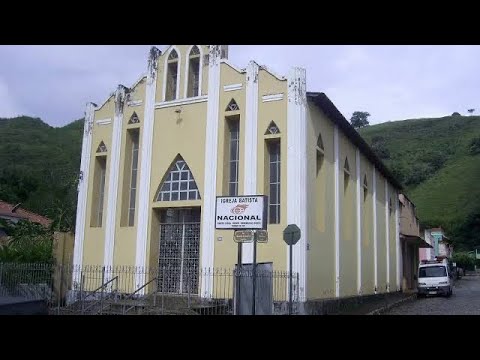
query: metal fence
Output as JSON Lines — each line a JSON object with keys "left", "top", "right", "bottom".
{"left": 0, "top": 263, "right": 299, "bottom": 315}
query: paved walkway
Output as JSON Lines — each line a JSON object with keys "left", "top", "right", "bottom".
{"left": 338, "top": 292, "right": 415, "bottom": 315}
{"left": 386, "top": 274, "right": 480, "bottom": 315}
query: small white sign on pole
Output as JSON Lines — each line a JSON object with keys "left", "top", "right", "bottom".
{"left": 215, "top": 195, "right": 267, "bottom": 230}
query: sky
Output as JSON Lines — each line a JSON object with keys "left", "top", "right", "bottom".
{"left": 1, "top": 45, "right": 479, "bottom": 127}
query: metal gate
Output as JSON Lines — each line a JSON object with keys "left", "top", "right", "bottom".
{"left": 158, "top": 208, "right": 201, "bottom": 294}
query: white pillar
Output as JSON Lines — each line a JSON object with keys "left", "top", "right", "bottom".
{"left": 103, "top": 85, "right": 128, "bottom": 274}
{"left": 356, "top": 149, "right": 362, "bottom": 295}
{"left": 395, "top": 192, "right": 401, "bottom": 291}
{"left": 385, "top": 181, "right": 390, "bottom": 292}
{"left": 135, "top": 47, "right": 161, "bottom": 290}
{"left": 200, "top": 46, "right": 222, "bottom": 297}
{"left": 373, "top": 167, "right": 378, "bottom": 293}
{"left": 72, "top": 102, "right": 96, "bottom": 284}
{"left": 287, "top": 67, "right": 308, "bottom": 302}
{"left": 242, "top": 61, "right": 259, "bottom": 265}
{"left": 333, "top": 125, "right": 340, "bottom": 298}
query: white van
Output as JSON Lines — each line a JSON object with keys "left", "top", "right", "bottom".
{"left": 417, "top": 259, "right": 453, "bottom": 297}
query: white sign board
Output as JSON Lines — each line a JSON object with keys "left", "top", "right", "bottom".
{"left": 215, "top": 195, "right": 267, "bottom": 230}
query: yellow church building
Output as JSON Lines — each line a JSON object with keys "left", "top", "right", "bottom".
{"left": 73, "top": 45, "right": 402, "bottom": 308}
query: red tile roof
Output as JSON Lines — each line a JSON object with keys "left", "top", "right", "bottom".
{"left": 0, "top": 200, "right": 52, "bottom": 227}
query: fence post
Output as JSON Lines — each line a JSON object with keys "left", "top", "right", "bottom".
{"left": 0, "top": 263, "right": 3, "bottom": 295}
{"left": 80, "top": 271, "right": 85, "bottom": 315}
{"left": 100, "top": 266, "right": 105, "bottom": 315}
{"left": 153, "top": 270, "right": 157, "bottom": 308}
{"left": 161, "top": 266, "right": 165, "bottom": 315}
{"left": 187, "top": 269, "right": 191, "bottom": 309}
{"left": 296, "top": 273, "right": 300, "bottom": 315}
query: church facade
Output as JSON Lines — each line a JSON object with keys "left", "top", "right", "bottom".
{"left": 73, "top": 45, "right": 402, "bottom": 303}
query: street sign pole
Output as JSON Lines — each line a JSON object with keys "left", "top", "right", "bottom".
{"left": 236, "top": 242, "right": 242, "bottom": 315}
{"left": 252, "top": 230, "right": 257, "bottom": 316}
{"left": 283, "top": 224, "right": 301, "bottom": 316}
{"left": 289, "top": 240, "right": 293, "bottom": 315}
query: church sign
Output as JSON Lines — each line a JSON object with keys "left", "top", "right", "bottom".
{"left": 215, "top": 196, "right": 268, "bottom": 230}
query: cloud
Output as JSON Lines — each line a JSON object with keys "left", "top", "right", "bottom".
{"left": 1, "top": 45, "right": 480, "bottom": 126}
{"left": 0, "top": 77, "right": 26, "bottom": 118}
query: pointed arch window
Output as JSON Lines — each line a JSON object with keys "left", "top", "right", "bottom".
{"left": 187, "top": 46, "right": 201, "bottom": 98}
{"left": 344, "top": 157, "right": 351, "bottom": 192}
{"left": 317, "top": 134, "right": 324, "bottom": 153}
{"left": 226, "top": 98, "right": 239, "bottom": 112}
{"left": 156, "top": 156, "right": 200, "bottom": 201}
{"left": 316, "top": 133, "right": 324, "bottom": 176}
{"left": 363, "top": 175, "right": 368, "bottom": 202}
{"left": 389, "top": 197, "right": 393, "bottom": 215}
{"left": 165, "top": 49, "right": 179, "bottom": 101}
{"left": 128, "top": 112, "right": 140, "bottom": 124}
{"left": 97, "top": 141, "right": 107, "bottom": 153}
{"left": 265, "top": 121, "right": 280, "bottom": 135}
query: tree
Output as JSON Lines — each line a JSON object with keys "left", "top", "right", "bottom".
{"left": 469, "top": 137, "right": 480, "bottom": 156}
{"left": 468, "top": 109, "right": 475, "bottom": 116}
{"left": 0, "top": 219, "right": 54, "bottom": 263}
{"left": 452, "top": 251, "right": 476, "bottom": 271}
{"left": 451, "top": 112, "right": 461, "bottom": 117}
{"left": 371, "top": 141, "right": 390, "bottom": 159}
{"left": 350, "top": 111, "right": 370, "bottom": 129}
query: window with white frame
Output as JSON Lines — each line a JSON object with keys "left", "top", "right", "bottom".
{"left": 91, "top": 155, "right": 107, "bottom": 227}
{"left": 267, "top": 139, "right": 281, "bottom": 224}
{"left": 165, "top": 49, "right": 179, "bottom": 101}
{"left": 265, "top": 121, "right": 280, "bottom": 135}
{"left": 187, "top": 46, "right": 201, "bottom": 98}
{"left": 128, "top": 130, "right": 139, "bottom": 226}
{"left": 226, "top": 98, "right": 239, "bottom": 112}
{"left": 156, "top": 157, "right": 200, "bottom": 201}
{"left": 227, "top": 116, "right": 240, "bottom": 196}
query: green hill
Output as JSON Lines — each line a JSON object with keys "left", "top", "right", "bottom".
{"left": 0, "top": 116, "right": 84, "bottom": 231}
{"left": 359, "top": 115, "right": 480, "bottom": 250}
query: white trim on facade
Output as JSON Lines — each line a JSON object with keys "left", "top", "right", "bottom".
{"left": 200, "top": 46, "right": 222, "bottom": 297}
{"left": 262, "top": 93, "right": 284, "bottom": 103}
{"left": 127, "top": 100, "right": 143, "bottom": 107}
{"left": 130, "top": 74, "right": 146, "bottom": 90}
{"left": 373, "top": 167, "right": 378, "bottom": 293}
{"left": 385, "top": 181, "right": 390, "bottom": 292}
{"left": 395, "top": 192, "right": 401, "bottom": 291}
{"left": 96, "top": 95, "right": 114, "bottom": 111}
{"left": 135, "top": 47, "right": 161, "bottom": 291}
{"left": 259, "top": 65, "right": 287, "bottom": 81}
{"left": 223, "top": 83, "right": 243, "bottom": 92}
{"left": 220, "top": 59, "right": 245, "bottom": 74}
{"left": 287, "top": 67, "right": 308, "bottom": 302}
{"left": 72, "top": 102, "right": 96, "bottom": 281}
{"left": 242, "top": 61, "right": 260, "bottom": 265}
{"left": 103, "top": 85, "right": 128, "bottom": 273}
{"left": 183, "top": 45, "right": 204, "bottom": 99}
{"left": 162, "top": 46, "right": 182, "bottom": 102}
{"left": 154, "top": 96, "right": 208, "bottom": 109}
{"left": 356, "top": 148, "right": 362, "bottom": 295}
{"left": 334, "top": 125, "right": 340, "bottom": 298}
{"left": 95, "top": 118, "right": 112, "bottom": 125}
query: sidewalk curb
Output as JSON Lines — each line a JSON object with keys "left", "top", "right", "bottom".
{"left": 366, "top": 294, "right": 417, "bottom": 315}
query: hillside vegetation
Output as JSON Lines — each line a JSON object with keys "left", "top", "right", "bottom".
{"left": 359, "top": 115, "right": 480, "bottom": 250}
{"left": 0, "top": 117, "right": 83, "bottom": 231}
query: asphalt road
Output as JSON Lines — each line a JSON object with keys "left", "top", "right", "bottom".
{"left": 387, "top": 275, "right": 480, "bottom": 315}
